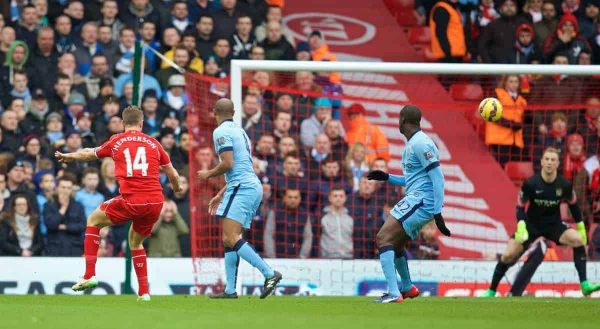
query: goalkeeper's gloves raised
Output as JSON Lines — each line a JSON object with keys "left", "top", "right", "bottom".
{"left": 434, "top": 213, "right": 451, "bottom": 237}
{"left": 367, "top": 170, "right": 389, "bottom": 181}
{"left": 576, "top": 222, "right": 588, "bottom": 245}
{"left": 515, "top": 220, "right": 529, "bottom": 244}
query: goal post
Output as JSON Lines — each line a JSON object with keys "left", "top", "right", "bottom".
{"left": 186, "top": 60, "right": 600, "bottom": 296}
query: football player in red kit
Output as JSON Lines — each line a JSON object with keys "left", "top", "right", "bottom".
{"left": 55, "top": 105, "right": 181, "bottom": 301}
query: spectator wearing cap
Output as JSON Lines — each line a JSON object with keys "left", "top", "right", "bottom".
{"left": 242, "top": 93, "right": 272, "bottom": 141}
{"left": 43, "top": 176, "right": 86, "bottom": 256}
{"left": 231, "top": 15, "right": 257, "bottom": 60}
{"left": 5, "top": 159, "right": 39, "bottom": 216}
{"left": 76, "top": 112, "right": 96, "bottom": 148}
{"left": 255, "top": 5, "right": 295, "bottom": 46}
{"left": 44, "top": 112, "right": 65, "bottom": 150}
{"left": 28, "top": 27, "right": 59, "bottom": 96}
{"left": 478, "top": 0, "right": 529, "bottom": 63}
{"left": 534, "top": 1, "right": 558, "bottom": 51}
{"left": 212, "top": 0, "right": 245, "bottom": 39}
{"left": 119, "top": 0, "right": 162, "bottom": 32}
{"left": 0, "top": 40, "right": 28, "bottom": 99}
{"left": 300, "top": 97, "right": 334, "bottom": 149}
{"left": 430, "top": 0, "right": 466, "bottom": 63}
{"left": 308, "top": 30, "right": 341, "bottom": 84}
{"left": 543, "top": 13, "right": 592, "bottom": 64}
{"left": 63, "top": 91, "right": 87, "bottom": 131}
{"left": 345, "top": 103, "right": 390, "bottom": 163}
{"left": 163, "top": 74, "right": 188, "bottom": 114}
{"left": 260, "top": 20, "right": 295, "bottom": 61}
{"left": 296, "top": 41, "right": 311, "bottom": 61}
{"left": 508, "top": 23, "right": 543, "bottom": 63}
{"left": 1, "top": 110, "right": 22, "bottom": 153}
{"left": 159, "top": 127, "right": 185, "bottom": 170}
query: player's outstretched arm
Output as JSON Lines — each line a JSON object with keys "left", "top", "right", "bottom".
{"left": 197, "top": 151, "right": 233, "bottom": 180}
{"left": 55, "top": 148, "right": 97, "bottom": 163}
{"left": 427, "top": 165, "right": 451, "bottom": 236}
{"left": 366, "top": 170, "right": 406, "bottom": 186}
{"left": 162, "top": 163, "right": 182, "bottom": 193}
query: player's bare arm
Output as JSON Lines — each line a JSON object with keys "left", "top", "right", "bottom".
{"left": 162, "top": 163, "right": 182, "bottom": 193}
{"left": 197, "top": 151, "right": 233, "bottom": 180}
{"left": 55, "top": 148, "right": 98, "bottom": 163}
{"left": 208, "top": 185, "right": 227, "bottom": 216}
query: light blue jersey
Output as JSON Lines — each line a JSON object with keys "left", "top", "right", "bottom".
{"left": 213, "top": 119, "right": 262, "bottom": 228}
{"left": 389, "top": 130, "right": 444, "bottom": 239}
{"left": 213, "top": 119, "right": 259, "bottom": 185}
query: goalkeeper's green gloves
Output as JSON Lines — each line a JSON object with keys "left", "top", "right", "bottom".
{"left": 515, "top": 220, "right": 529, "bottom": 244}
{"left": 576, "top": 222, "right": 588, "bottom": 245}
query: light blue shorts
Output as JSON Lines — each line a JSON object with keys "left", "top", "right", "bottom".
{"left": 216, "top": 181, "right": 263, "bottom": 229}
{"left": 389, "top": 192, "right": 433, "bottom": 240}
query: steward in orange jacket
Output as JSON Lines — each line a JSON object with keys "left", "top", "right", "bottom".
{"left": 345, "top": 103, "right": 390, "bottom": 163}
{"left": 430, "top": 0, "right": 466, "bottom": 62}
{"left": 309, "top": 30, "right": 341, "bottom": 84}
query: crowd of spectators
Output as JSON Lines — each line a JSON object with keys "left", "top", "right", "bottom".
{"left": 0, "top": 0, "right": 436, "bottom": 261}
{"left": 421, "top": 0, "right": 600, "bottom": 257}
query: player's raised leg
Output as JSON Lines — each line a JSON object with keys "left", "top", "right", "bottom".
{"left": 481, "top": 238, "right": 524, "bottom": 297}
{"left": 72, "top": 208, "right": 113, "bottom": 292}
{"left": 374, "top": 215, "right": 408, "bottom": 303}
{"left": 129, "top": 227, "right": 151, "bottom": 302}
{"left": 222, "top": 218, "right": 281, "bottom": 299}
{"left": 559, "top": 228, "right": 600, "bottom": 296}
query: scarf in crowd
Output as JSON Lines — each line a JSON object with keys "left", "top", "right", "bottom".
{"left": 10, "top": 88, "right": 31, "bottom": 104}
{"left": 165, "top": 91, "right": 185, "bottom": 110}
{"left": 311, "top": 148, "right": 329, "bottom": 162}
{"left": 46, "top": 131, "right": 64, "bottom": 144}
{"left": 479, "top": 3, "right": 499, "bottom": 27}
{"left": 115, "top": 44, "right": 135, "bottom": 74}
{"left": 515, "top": 41, "right": 535, "bottom": 57}
{"left": 15, "top": 213, "right": 33, "bottom": 250}
{"left": 242, "top": 111, "right": 262, "bottom": 130}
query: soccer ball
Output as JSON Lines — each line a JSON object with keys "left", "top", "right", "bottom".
{"left": 478, "top": 97, "right": 503, "bottom": 122}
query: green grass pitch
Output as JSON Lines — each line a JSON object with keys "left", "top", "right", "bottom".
{"left": 2, "top": 296, "right": 599, "bottom": 329}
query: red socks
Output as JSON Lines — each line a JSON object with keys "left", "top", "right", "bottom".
{"left": 131, "top": 248, "right": 149, "bottom": 296}
{"left": 83, "top": 226, "right": 101, "bottom": 279}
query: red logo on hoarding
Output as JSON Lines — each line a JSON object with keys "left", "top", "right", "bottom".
{"left": 283, "top": 13, "right": 376, "bottom": 46}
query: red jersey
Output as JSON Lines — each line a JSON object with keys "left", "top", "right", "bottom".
{"left": 95, "top": 130, "right": 171, "bottom": 202}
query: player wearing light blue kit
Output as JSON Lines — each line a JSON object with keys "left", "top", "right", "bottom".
{"left": 197, "top": 98, "right": 282, "bottom": 299}
{"left": 367, "top": 105, "right": 451, "bottom": 303}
